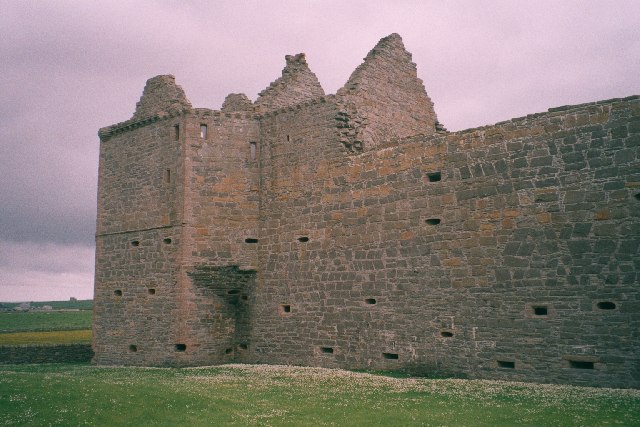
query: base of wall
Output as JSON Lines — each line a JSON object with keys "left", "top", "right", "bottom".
{"left": 0, "top": 344, "right": 94, "bottom": 364}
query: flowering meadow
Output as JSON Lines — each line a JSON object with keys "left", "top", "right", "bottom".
{"left": 1, "top": 363, "right": 638, "bottom": 426}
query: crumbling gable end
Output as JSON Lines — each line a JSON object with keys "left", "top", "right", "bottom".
{"left": 133, "top": 75, "right": 192, "bottom": 120}
{"left": 336, "top": 33, "right": 439, "bottom": 150}
{"left": 254, "top": 53, "right": 325, "bottom": 113}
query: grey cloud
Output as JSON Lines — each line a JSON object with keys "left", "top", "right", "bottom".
{"left": 0, "top": 240, "right": 94, "bottom": 302}
{"left": 0, "top": 241, "right": 93, "bottom": 274}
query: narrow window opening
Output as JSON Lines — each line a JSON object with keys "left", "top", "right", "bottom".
{"left": 427, "top": 172, "right": 442, "bottom": 182}
{"left": 383, "top": 352, "right": 399, "bottom": 360}
{"left": 148, "top": 288, "right": 156, "bottom": 295}
{"left": 163, "top": 238, "right": 172, "bottom": 245}
{"left": 597, "top": 301, "right": 616, "bottom": 310}
{"left": 245, "top": 238, "right": 258, "bottom": 244}
{"left": 497, "top": 360, "right": 515, "bottom": 369}
{"left": 365, "top": 298, "right": 377, "bottom": 305}
{"left": 297, "top": 236, "right": 309, "bottom": 243}
{"left": 320, "top": 347, "right": 334, "bottom": 354}
{"left": 225, "top": 348, "right": 233, "bottom": 355}
{"left": 173, "top": 125, "right": 179, "bottom": 141}
{"left": 130, "top": 240, "right": 140, "bottom": 247}
{"left": 200, "top": 124, "right": 208, "bottom": 139}
{"left": 129, "top": 344, "right": 137, "bottom": 352}
{"left": 165, "top": 169, "right": 171, "bottom": 184}
{"left": 175, "top": 344, "right": 187, "bottom": 352}
{"left": 569, "top": 360, "right": 594, "bottom": 369}
{"left": 440, "top": 330, "right": 454, "bottom": 338}
{"left": 532, "top": 306, "right": 548, "bottom": 316}
{"left": 286, "top": 135, "right": 290, "bottom": 142}
{"left": 238, "top": 343, "right": 248, "bottom": 350}
{"left": 280, "top": 304, "right": 291, "bottom": 314}
{"left": 250, "top": 142, "right": 256, "bottom": 160}
{"left": 227, "top": 289, "right": 240, "bottom": 295}
{"left": 114, "top": 289, "right": 122, "bottom": 296}
{"left": 241, "top": 295, "right": 248, "bottom": 301}
{"left": 425, "top": 218, "right": 441, "bottom": 225}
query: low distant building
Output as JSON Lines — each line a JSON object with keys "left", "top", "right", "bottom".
{"left": 14, "top": 302, "right": 31, "bottom": 312}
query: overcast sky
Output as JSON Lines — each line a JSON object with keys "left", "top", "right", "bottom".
{"left": 1, "top": 1, "right": 638, "bottom": 301}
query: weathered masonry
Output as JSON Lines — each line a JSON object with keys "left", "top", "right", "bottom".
{"left": 94, "top": 34, "right": 640, "bottom": 388}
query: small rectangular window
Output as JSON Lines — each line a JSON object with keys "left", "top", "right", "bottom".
{"left": 200, "top": 124, "right": 208, "bottom": 139}
{"left": 497, "top": 360, "right": 515, "bottom": 369}
{"left": 569, "top": 360, "right": 594, "bottom": 369}
{"left": 427, "top": 172, "right": 442, "bottom": 182}
{"left": 532, "top": 306, "right": 548, "bottom": 316}
{"left": 280, "top": 304, "right": 291, "bottom": 314}
{"left": 250, "top": 142, "right": 256, "bottom": 160}
{"left": 174, "top": 125, "right": 179, "bottom": 141}
{"left": 165, "top": 169, "right": 171, "bottom": 184}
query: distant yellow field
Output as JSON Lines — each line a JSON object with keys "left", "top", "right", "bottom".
{"left": 0, "top": 329, "right": 92, "bottom": 345}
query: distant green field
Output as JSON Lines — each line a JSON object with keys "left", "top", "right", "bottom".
{"left": 0, "top": 299, "right": 92, "bottom": 311}
{"left": 0, "top": 330, "right": 92, "bottom": 345}
{"left": 0, "top": 364, "right": 638, "bottom": 426}
{"left": 0, "top": 301, "right": 93, "bottom": 346}
{"left": 0, "top": 311, "right": 92, "bottom": 334}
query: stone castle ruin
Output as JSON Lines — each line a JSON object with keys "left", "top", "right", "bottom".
{"left": 94, "top": 34, "right": 640, "bottom": 388}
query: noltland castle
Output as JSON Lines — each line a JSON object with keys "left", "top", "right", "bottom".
{"left": 94, "top": 34, "right": 640, "bottom": 388}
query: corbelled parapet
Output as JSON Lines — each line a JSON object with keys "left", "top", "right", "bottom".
{"left": 254, "top": 53, "right": 325, "bottom": 113}
{"left": 221, "top": 93, "right": 254, "bottom": 112}
{"left": 336, "top": 33, "right": 439, "bottom": 151}
{"left": 132, "top": 75, "right": 192, "bottom": 120}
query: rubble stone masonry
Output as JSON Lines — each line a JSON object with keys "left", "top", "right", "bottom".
{"left": 95, "top": 34, "right": 640, "bottom": 388}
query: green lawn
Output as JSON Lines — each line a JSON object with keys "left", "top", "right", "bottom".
{"left": 0, "top": 330, "right": 92, "bottom": 345}
{"left": 0, "top": 311, "right": 92, "bottom": 333}
{"left": 0, "top": 364, "right": 638, "bottom": 426}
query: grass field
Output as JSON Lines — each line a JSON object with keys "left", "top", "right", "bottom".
{"left": 0, "top": 311, "right": 92, "bottom": 334}
{"left": 0, "top": 363, "right": 638, "bottom": 426}
{"left": 0, "top": 330, "right": 92, "bottom": 345}
{"left": 0, "top": 308, "right": 92, "bottom": 346}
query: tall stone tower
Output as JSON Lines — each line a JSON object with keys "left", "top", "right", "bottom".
{"left": 94, "top": 74, "right": 261, "bottom": 365}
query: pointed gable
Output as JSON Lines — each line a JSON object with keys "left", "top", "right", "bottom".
{"left": 337, "top": 33, "right": 438, "bottom": 150}
{"left": 133, "top": 75, "right": 192, "bottom": 120}
{"left": 221, "top": 93, "right": 253, "bottom": 112}
{"left": 254, "top": 53, "right": 325, "bottom": 113}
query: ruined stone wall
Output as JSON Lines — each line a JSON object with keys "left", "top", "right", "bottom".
{"left": 248, "top": 99, "right": 351, "bottom": 365}
{"left": 176, "top": 109, "right": 260, "bottom": 365}
{"left": 336, "top": 33, "right": 438, "bottom": 151}
{"left": 132, "top": 75, "right": 192, "bottom": 120}
{"left": 254, "top": 53, "right": 325, "bottom": 113}
{"left": 94, "top": 115, "right": 186, "bottom": 366}
{"left": 246, "top": 96, "right": 640, "bottom": 388}
{"left": 183, "top": 109, "right": 260, "bottom": 268}
{"left": 95, "top": 107, "right": 263, "bottom": 366}
{"left": 94, "top": 34, "right": 639, "bottom": 387}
